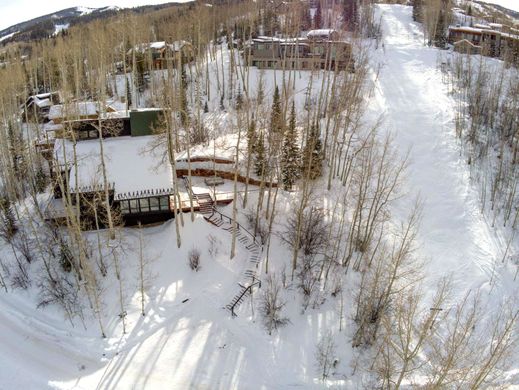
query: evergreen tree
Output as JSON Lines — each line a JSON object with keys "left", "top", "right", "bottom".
{"left": 236, "top": 85, "right": 244, "bottom": 111}
{"left": 302, "top": 7, "right": 313, "bottom": 30}
{"left": 343, "top": 0, "right": 358, "bottom": 31}
{"left": 203, "top": 100, "right": 209, "bottom": 113}
{"left": 220, "top": 93, "right": 225, "bottom": 111}
{"left": 302, "top": 122, "right": 323, "bottom": 179}
{"left": 270, "top": 85, "right": 283, "bottom": 134}
{"left": 412, "top": 0, "right": 423, "bottom": 22}
{"left": 180, "top": 61, "right": 189, "bottom": 126}
{"left": 33, "top": 167, "right": 47, "bottom": 194}
{"left": 7, "top": 121, "right": 25, "bottom": 180}
{"left": 281, "top": 103, "right": 300, "bottom": 190}
{"left": 0, "top": 196, "right": 17, "bottom": 242}
{"left": 254, "top": 132, "right": 267, "bottom": 177}
{"left": 247, "top": 118, "right": 257, "bottom": 154}
{"left": 22, "top": 62, "right": 32, "bottom": 95}
{"left": 314, "top": 1, "right": 322, "bottom": 29}
{"left": 434, "top": 9, "right": 447, "bottom": 48}
{"left": 257, "top": 74, "right": 265, "bottom": 105}
{"left": 125, "top": 76, "right": 132, "bottom": 109}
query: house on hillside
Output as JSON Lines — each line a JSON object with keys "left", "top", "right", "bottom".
{"left": 21, "top": 92, "right": 61, "bottom": 122}
{"left": 126, "top": 40, "right": 194, "bottom": 70}
{"left": 46, "top": 102, "right": 165, "bottom": 140}
{"left": 453, "top": 39, "right": 482, "bottom": 55}
{"left": 48, "top": 136, "right": 179, "bottom": 227}
{"left": 175, "top": 135, "right": 278, "bottom": 188}
{"left": 49, "top": 101, "right": 100, "bottom": 124}
{"left": 245, "top": 29, "right": 353, "bottom": 71}
{"left": 44, "top": 132, "right": 278, "bottom": 228}
{"left": 448, "top": 24, "right": 519, "bottom": 61}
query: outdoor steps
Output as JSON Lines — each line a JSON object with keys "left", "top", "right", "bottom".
{"left": 195, "top": 193, "right": 214, "bottom": 215}
{"left": 201, "top": 208, "right": 263, "bottom": 316}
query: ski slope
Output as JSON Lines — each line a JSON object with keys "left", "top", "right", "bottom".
{"left": 371, "top": 5, "right": 519, "bottom": 310}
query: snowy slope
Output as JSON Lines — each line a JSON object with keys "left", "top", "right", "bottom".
{"left": 371, "top": 5, "right": 502, "bottom": 296}
{"left": 370, "top": 4, "right": 519, "bottom": 361}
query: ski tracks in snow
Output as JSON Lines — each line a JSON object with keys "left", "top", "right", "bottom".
{"left": 372, "top": 5, "right": 508, "bottom": 299}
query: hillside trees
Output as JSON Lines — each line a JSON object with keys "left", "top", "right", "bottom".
{"left": 281, "top": 102, "right": 300, "bottom": 190}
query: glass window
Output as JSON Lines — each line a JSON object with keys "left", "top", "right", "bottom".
{"left": 160, "top": 196, "right": 169, "bottom": 210}
{"left": 150, "top": 197, "right": 160, "bottom": 211}
{"left": 139, "top": 198, "right": 150, "bottom": 213}
{"left": 120, "top": 200, "right": 129, "bottom": 214}
{"left": 129, "top": 199, "right": 139, "bottom": 213}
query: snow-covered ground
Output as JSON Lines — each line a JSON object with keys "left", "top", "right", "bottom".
{"left": 480, "top": 0, "right": 519, "bottom": 13}
{"left": 2, "top": 4, "right": 519, "bottom": 389}
{"left": 371, "top": 5, "right": 513, "bottom": 298}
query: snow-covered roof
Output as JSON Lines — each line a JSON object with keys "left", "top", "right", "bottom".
{"left": 449, "top": 26, "right": 484, "bottom": 34}
{"left": 53, "top": 135, "right": 172, "bottom": 196}
{"left": 128, "top": 40, "right": 190, "bottom": 55}
{"left": 307, "top": 29, "right": 338, "bottom": 39}
{"left": 49, "top": 102, "right": 99, "bottom": 120}
{"left": 35, "top": 98, "right": 51, "bottom": 108}
{"left": 107, "top": 100, "right": 127, "bottom": 112}
{"left": 454, "top": 39, "right": 481, "bottom": 48}
{"left": 176, "top": 135, "right": 240, "bottom": 166}
{"left": 150, "top": 41, "right": 167, "bottom": 49}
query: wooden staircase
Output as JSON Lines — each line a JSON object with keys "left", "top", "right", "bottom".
{"left": 195, "top": 193, "right": 214, "bottom": 214}
{"left": 204, "top": 211, "right": 263, "bottom": 316}
{"left": 182, "top": 176, "right": 215, "bottom": 215}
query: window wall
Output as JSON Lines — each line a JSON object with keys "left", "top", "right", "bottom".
{"left": 119, "top": 196, "right": 170, "bottom": 214}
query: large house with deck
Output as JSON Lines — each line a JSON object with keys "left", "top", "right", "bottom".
{"left": 245, "top": 29, "right": 353, "bottom": 71}
{"left": 126, "top": 40, "right": 194, "bottom": 70}
{"left": 448, "top": 23, "right": 519, "bottom": 63}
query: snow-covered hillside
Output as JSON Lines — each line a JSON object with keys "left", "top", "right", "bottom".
{"left": 371, "top": 5, "right": 514, "bottom": 300}
{"left": 1, "top": 4, "right": 519, "bottom": 389}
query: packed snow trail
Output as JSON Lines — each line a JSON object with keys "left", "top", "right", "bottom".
{"left": 371, "top": 5, "right": 505, "bottom": 297}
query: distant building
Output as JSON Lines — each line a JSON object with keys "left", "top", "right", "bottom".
{"left": 49, "top": 101, "right": 100, "bottom": 124}
{"left": 448, "top": 24, "right": 519, "bottom": 62}
{"left": 126, "top": 40, "right": 194, "bottom": 70}
{"left": 21, "top": 92, "right": 61, "bottom": 122}
{"left": 245, "top": 29, "right": 353, "bottom": 71}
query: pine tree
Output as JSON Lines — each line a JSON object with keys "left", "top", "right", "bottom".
{"left": 434, "top": 9, "right": 447, "bottom": 48}
{"left": 220, "top": 93, "right": 225, "bottom": 111}
{"left": 7, "top": 121, "right": 25, "bottom": 181}
{"left": 342, "top": 0, "right": 357, "bottom": 31}
{"left": 314, "top": 1, "right": 322, "bottom": 29}
{"left": 180, "top": 62, "right": 189, "bottom": 126}
{"left": 303, "top": 122, "right": 323, "bottom": 180}
{"left": 125, "top": 76, "right": 132, "bottom": 108}
{"left": 236, "top": 85, "right": 243, "bottom": 111}
{"left": 281, "top": 102, "right": 300, "bottom": 190}
{"left": 0, "top": 196, "right": 17, "bottom": 242}
{"left": 203, "top": 101, "right": 209, "bottom": 113}
{"left": 270, "top": 85, "right": 283, "bottom": 134}
{"left": 254, "top": 132, "right": 267, "bottom": 177}
{"left": 257, "top": 74, "right": 265, "bottom": 106}
{"left": 412, "top": 0, "right": 423, "bottom": 22}
{"left": 302, "top": 7, "right": 313, "bottom": 30}
{"left": 247, "top": 118, "right": 257, "bottom": 154}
